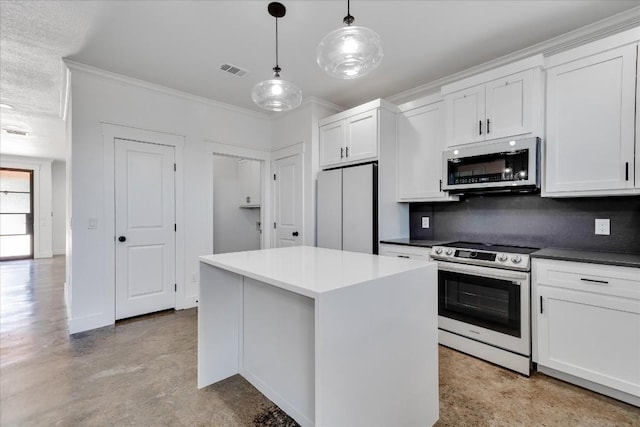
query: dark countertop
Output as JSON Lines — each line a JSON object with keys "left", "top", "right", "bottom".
{"left": 380, "top": 238, "right": 640, "bottom": 269}
{"left": 531, "top": 248, "right": 640, "bottom": 269}
{"left": 379, "top": 238, "right": 453, "bottom": 248}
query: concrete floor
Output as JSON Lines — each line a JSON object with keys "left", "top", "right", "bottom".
{"left": 1, "top": 256, "right": 639, "bottom": 426}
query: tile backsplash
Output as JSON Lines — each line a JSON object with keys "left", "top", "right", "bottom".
{"left": 410, "top": 194, "right": 640, "bottom": 253}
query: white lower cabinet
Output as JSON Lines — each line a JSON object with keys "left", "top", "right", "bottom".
{"left": 532, "top": 259, "right": 640, "bottom": 406}
{"left": 379, "top": 243, "right": 431, "bottom": 261}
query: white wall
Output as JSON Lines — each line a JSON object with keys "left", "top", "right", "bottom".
{"left": 66, "top": 65, "right": 271, "bottom": 333}
{"left": 213, "top": 156, "right": 261, "bottom": 254}
{"left": 271, "top": 100, "right": 340, "bottom": 246}
{"left": 51, "top": 160, "right": 66, "bottom": 255}
{"left": 0, "top": 154, "right": 53, "bottom": 258}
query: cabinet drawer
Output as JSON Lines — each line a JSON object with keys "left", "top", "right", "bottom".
{"left": 379, "top": 243, "right": 431, "bottom": 261}
{"left": 534, "top": 259, "right": 640, "bottom": 300}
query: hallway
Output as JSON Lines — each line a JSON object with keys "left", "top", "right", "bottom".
{"left": 0, "top": 257, "right": 284, "bottom": 426}
{"left": 1, "top": 257, "right": 638, "bottom": 426}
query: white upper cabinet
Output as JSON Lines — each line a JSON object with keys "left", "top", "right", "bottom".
{"left": 445, "top": 85, "right": 485, "bottom": 146}
{"left": 319, "top": 99, "right": 396, "bottom": 169}
{"left": 319, "top": 120, "right": 345, "bottom": 167}
{"left": 442, "top": 55, "right": 543, "bottom": 147}
{"left": 237, "top": 159, "right": 261, "bottom": 208}
{"left": 544, "top": 29, "right": 639, "bottom": 197}
{"left": 345, "top": 110, "right": 378, "bottom": 163}
{"left": 396, "top": 96, "right": 458, "bottom": 202}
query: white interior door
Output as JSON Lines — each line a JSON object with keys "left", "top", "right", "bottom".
{"left": 273, "top": 153, "right": 302, "bottom": 247}
{"left": 115, "top": 138, "right": 176, "bottom": 319}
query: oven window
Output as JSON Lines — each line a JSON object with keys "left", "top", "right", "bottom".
{"left": 439, "top": 270, "right": 521, "bottom": 337}
{"left": 447, "top": 149, "right": 529, "bottom": 185}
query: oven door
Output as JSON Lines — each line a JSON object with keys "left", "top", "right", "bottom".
{"left": 437, "top": 261, "right": 530, "bottom": 356}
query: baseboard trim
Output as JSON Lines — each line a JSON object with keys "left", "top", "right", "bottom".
{"left": 537, "top": 366, "right": 640, "bottom": 407}
{"left": 68, "top": 313, "right": 113, "bottom": 334}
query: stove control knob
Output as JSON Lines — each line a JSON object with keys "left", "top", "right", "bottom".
{"left": 511, "top": 255, "right": 522, "bottom": 264}
{"left": 435, "top": 248, "right": 443, "bottom": 255}
{"left": 498, "top": 254, "right": 508, "bottom": 262}
{"left": 445, "top": 249, "right": 454, "bottom": 256}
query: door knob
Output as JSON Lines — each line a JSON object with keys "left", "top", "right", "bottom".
{"left": 292, "top": 231, "right": 299, "bottom": 237}
{"left": 118, "top": 236, "right": 127, "bottom": 242}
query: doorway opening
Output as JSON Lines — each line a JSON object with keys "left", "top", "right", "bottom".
{"left": 212, "top": 154, "right": 263, "bottom": 254}
{"left": 0, "top": 168, "right": 34, "bottom": 260}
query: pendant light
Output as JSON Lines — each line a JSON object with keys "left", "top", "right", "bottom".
{"left": 252, "top": 2, "right": 302, "bottom": 112}
{"left": 316, "top": 0, "right": 383, "bottom": 79}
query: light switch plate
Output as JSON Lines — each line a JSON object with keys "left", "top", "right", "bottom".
{"left": 88, "top": 218, "right": 98, "bottom": 229}
{"left": 595, "top": 218, "right": 610, "bottom": 235}
{"left": 422, "top": 216, "right": 430, "bottom": 229}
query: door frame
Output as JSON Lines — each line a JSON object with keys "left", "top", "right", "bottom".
{"left": 103, "top": 123, "right": 186, "bottom": 318}
{"left": 271, "top": 143, "right": 305, "bottom": 247}
{"left": 205, "top": 141, "right": 272, "bottom": 254}
{"left": 0, "top": 156, "right": 53, "bottom": 258}
{"left": 0, "top": 167, "right": 34, "bottom": 260}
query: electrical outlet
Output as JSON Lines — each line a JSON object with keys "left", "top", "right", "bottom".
{"left": 595, "top": 219, "right": 610, "bottom": 235}
{"left": 421, "top": 216, "right": 430, "bottom": 229}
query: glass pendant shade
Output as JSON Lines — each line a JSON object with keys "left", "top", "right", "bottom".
{"left": 317, "top": 25, "right": 383, "bottom": 79}
{"left": 251, "top": 75, "right": 302, "bottom": 112}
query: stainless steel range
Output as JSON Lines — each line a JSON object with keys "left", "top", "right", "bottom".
{"left": 430, "top": 241, "right": 539, "bottom": 375}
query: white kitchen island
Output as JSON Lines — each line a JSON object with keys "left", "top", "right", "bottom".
{"left": 198, "top": 246, "right": 438, "bottom": 427}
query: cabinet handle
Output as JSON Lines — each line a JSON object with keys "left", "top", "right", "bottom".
{"left": 340, "top": 147, "right": 344, "bottom": 159}
{"left": 580, "top": 278, "right": 609, "bottom": 285}
{"left": 479, "top": 120, "right": 482, "bottom": 135}
{"left": 625, "top": 162, "right": 629, "bottom": 181}
{"left": 487, "top": 119, "right": 490, "bottom": 134}
{"left": 439, "top": 179, "right": 442, "bottom": 192}
{"left": 397, "top": 255, "right": 410, "bottom": 259}
{"left": 540, "top": 296, "right": 543, "bottom": 314}
{"left": 345, "top": 146, "right": 349, "bottom": 157}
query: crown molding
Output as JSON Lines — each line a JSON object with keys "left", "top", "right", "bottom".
{"left": 62, "top": 59, "right": 271, "bottom": 120}
{"left": 387, "top": 6, "right": 640, "bottom": 105}
{"left": 302, "top": 96, "right": 345, "bottom": 113}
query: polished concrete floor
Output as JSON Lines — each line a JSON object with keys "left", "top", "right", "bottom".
{"left": 1, "top": 256, "right": 639, "bottom": 426}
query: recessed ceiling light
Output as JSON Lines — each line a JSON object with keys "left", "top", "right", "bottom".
{"left": 0, "top": 103, "right": 15, "bottom": 109}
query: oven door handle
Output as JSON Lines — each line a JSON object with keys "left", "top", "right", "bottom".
{"left": 437, "top": 262, "right": 529, "bottom": 282}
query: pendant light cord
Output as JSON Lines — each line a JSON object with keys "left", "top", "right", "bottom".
{"left": 343, "top": 0, "right": 354, "bottom": 25}
{"left": 273, "top": 16, "right": 281, "bottom": 76}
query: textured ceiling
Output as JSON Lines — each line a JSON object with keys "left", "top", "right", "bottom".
{"left": 1, "top": 1, "right": 639, "bottom": 161}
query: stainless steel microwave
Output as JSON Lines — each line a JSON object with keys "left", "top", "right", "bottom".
{"left": 442, "top": 137, "right": 540, "bottom": 194}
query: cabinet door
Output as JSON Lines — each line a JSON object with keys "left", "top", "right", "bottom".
{"left": 249, "top": 160, "right": 261, "bottom": 206}
{"left": 545, "top": 44, "right": 637, "bottom": 194}
{"left": 237, "top": 159, "right": 251, "bottom": 207}
{"left": 636, "top": 43, "right": 640, "bottom": 188}
{"left": 397, "top": 102, "right": 448, "bottom": 200}
{"left": 537, "top": 285, "right": 640, "bottom": 397}
{"left": 485, "top": 70, "right": 533, "bottom": 141}
{"left": 345, "top": 109, "right": 378, "bottom": 163}
{"left": 319, "top": 120, "right": 345, "bottom": 168}
{"left": 444, "top": 84, "right": 485, "bottom": 146}
{"left": 237, "top": 159, "right": 260, "bottom": 207}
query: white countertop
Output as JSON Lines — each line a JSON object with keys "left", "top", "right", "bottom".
{"left": 199, "top": 246, "right": 434, "bottom": 298}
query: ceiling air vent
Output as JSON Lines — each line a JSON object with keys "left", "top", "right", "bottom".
{"left": 219, "top": 63, "right": 248, "bottom": 77}
{"left": 3, "top": 128, "right": 28, "bottom": 136}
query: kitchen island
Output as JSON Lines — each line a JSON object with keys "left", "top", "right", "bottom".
{"left": 198, "top": 246, "right": 438, "bottom": 427}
